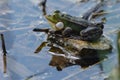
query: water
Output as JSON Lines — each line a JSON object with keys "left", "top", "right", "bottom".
{"left": 0, "top": 0, "right": 120, "bottom": 80}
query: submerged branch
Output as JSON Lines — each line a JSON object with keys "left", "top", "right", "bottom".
{"left": 39, "top": 0, "right": 47, "bottom": 15}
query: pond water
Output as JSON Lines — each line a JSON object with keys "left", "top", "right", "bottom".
{"left": 0, "top": 0, "right": 120, "bottom": 80}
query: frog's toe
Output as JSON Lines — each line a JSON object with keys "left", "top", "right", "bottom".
{"left": 62, "top": 27, "right": 73, "bottom": 37}
{"left": 96, "top": 22, "right": 104, "bottom": 29}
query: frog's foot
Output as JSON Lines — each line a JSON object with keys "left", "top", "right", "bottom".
{"left": 62, "top": 27, "right": 73, "bottom": 37}
{"left": 95, "top": 22, "right": 104, "bottom": 29}
{"left": 80, "top": 27, "right": 103, "bottom": 41}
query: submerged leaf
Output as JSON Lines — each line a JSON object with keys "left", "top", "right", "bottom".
{"left": 34, "top": 42, "right": 48, "bottom": 53}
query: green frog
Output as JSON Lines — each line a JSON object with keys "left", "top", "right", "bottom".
{"left": 44, "top": 10, "right": 104, "bottom": 41}
{"left": 33, "top": 2, "right": 105, "bottom": 41}
{"left": 33, "top": 2, "right": 112, "bottom": 56}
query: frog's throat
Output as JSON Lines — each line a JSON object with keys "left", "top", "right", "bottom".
{"left": 45, "top": 15, "right": 59, "bottom": 30}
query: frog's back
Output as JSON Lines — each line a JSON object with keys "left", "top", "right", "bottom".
{"left": 59, "top": 13, "right": 92, "bottom": 32}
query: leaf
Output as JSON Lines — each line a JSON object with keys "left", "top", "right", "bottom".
{"left": 34, "top": 42, "right": 48, "bottom": 53}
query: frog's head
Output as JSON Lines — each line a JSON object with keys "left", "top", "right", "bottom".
{"left": 45, "top": 10, "right": 64, "bottom": 30}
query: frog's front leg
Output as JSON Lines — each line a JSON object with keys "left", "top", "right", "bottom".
{"left": 62, "top": 27, "right": 73, "bottom": 37}
{"left": 80, "top": 27, "right": 103, "bottom": 41}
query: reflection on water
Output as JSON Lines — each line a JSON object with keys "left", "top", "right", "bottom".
{"left": 0, "top": 0, "right": 120, "bottom": 80}
{"left": 35, "top": 26, "right": 112, "bottom": 71}
{"left": 49, "top": 49, "right": 105, "bottom": 71}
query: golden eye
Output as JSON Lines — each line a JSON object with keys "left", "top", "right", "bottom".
{"left": 53, "top": 14, "right": 56, "bottom": 19}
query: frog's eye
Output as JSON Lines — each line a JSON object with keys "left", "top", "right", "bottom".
{"left": 53, "top": 14, "right": 56, "bottom": 18}
{"left": 53, "top": 13, "right": 60, "bottom": 19}
{"left": 53, "top": 14, "right": 58, "bottom": 19}
{"left": 55, "top": 22, "right": 64, "bottom": 29}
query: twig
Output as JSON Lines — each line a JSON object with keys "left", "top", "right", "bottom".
{"left": 39, "top": 0, "right": 47, "bottom": 15}
{"left": 33, "top": 28, "right": 49, "bottom": 33}
{"left": 0, "top": 34, "right": 7, "bottom": 73}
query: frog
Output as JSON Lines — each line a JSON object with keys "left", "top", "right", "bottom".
{"left": 33, "top": 1, "right": 105, "bottom": 41}
{"left": 44, "top": 10, "right": 104, "bottom": 41}
{"left": 33, "top": 2, "right": 110, "bottom": 53}
{"left": 32, "top": 1, "right": 112, "bottom": 72}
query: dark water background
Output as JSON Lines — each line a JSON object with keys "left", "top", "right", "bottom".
{"left": 0, "top": 0, "right": 120, "bottom": 80}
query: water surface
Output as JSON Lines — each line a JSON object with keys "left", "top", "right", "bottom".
{"left": 0, "top": 0, "right": 120, "bottom": 80}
